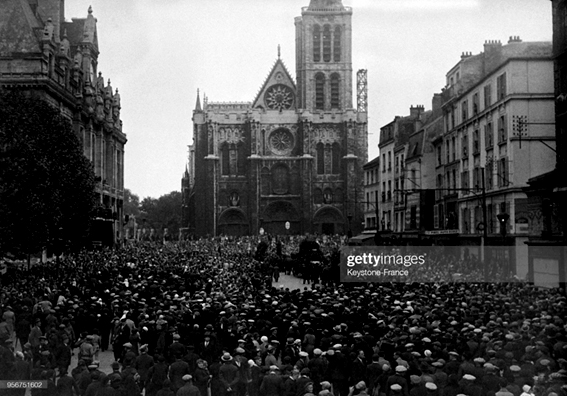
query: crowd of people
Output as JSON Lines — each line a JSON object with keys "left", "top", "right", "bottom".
{"left": 0, "top": 236, "right": 565, "bottom": 396}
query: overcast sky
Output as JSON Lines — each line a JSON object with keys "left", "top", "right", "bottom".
{"left": 65, "top": 0, "right": 552, "bottom": 200}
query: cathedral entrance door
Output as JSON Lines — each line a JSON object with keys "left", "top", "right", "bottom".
{"left": 322, "top": 223, "right": 335, "bottom": 235}
{"left": 313, "top": 206, "right": 344, "bottom": 235}
{"left": 262, "top": 201, "right": 300, "bottom": 235}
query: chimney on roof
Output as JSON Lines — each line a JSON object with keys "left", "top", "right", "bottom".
{"left": 461, "top": 51, "right": 472, "bottom": 59}
{"left": 508, "top": 35, "right": 522, "bottom": 44}
{"left": 410, "top": 105, "right": 424, "bottom": 119}
{"left": 483, "top": 39, "right": 503, "bottom": 75}
{"left": 432, "top": 93, "right": 443, "bottom": 112}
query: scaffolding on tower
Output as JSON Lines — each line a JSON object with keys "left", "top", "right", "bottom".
{"left": 357, "top": 69, "right": 368, "bottom": 113}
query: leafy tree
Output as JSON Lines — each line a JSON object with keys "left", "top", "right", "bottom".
{"left": 124, "top": 188, "right": 141, "bottom": 218}
{"left": 0, "top": 91, "right": 96, "bottom": 259}
{"left": 139, "top": 191, "right": 182, "bottom": 240}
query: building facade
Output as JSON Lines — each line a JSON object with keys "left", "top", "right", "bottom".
{"left": 362, "top": 156, "right": 380, "bottom": 231}
{"left": 0, "top": 0, "right": 127, "bottom": 246}
{"left": 185, "top": 0, "right": 368, "bottom": 237}
{"left": 431, "top": 38, "right": 555, "bottom": 278}
{"left": 377, "top": 107, "right": 424, "bottom": 234}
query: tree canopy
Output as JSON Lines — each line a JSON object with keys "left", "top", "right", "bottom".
{"left": 0, "top": 91, "right": 96, "bottom": 258}
{"left": 138, "top": 191, "right": 182, "bottom": 240}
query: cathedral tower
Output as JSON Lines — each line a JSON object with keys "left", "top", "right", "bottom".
{"left": 295, "top": 0, "right": 353, "bottom": 111}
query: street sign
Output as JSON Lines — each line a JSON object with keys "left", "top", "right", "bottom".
{"left": 285, "top": 221, "right": 290, "bottom": 230}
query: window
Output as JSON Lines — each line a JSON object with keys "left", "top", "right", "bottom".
{"left": 497, "top": 157, "right": 508, "bottom": 187}
{"left": 313, "top": 25, "right": 321, "bottom": 62}
{"left": 462, "top": 134, "right": 468, "bottom": 158}
{"left": 485, "top": 122, "right": 493, "bottom": 149}
{"left": 387, "top": 180, "right": 392, "bottom": 201}
{"left": 473, "top": 130, "right": 480, "bottom": 154}
{"left": 498, "top": 115, "right": 507, "bottom": 144}
{"left": 237, "top": 143, "right": 246, "bottom": 174}
{"left": 473, "top": 93, "right": 479, "bottom": 115}
{"left": 451, "top": 137, "right": 456, "bottom": 162}
{"left": 461, "top": 171, "right": 469, "bottom": 191}
{"left": 330, "top": 74, "right": 340, "bottom": 109}
{"left": 462, "top": 100, "right": 468, "bottom": 122}
{"left": 315, "top": 73, "right": 325, "bottom": 110}
{"left": 436, "top": 174, "right": 443, "bottom": 200}
{"left": 484, "top": 84, "right": 492, "bottom": 108}
{"left": 446, "top": 141, "right": 450, "bottom": 163}
{"left": 437, "top": 146, "right": 442, "bottom": 166}
{"left": 473, "top": 167, "right": 480, "bottom": 189}
{"left": 388, "top": 152, "right": 392, "bottom": 170}
{"left": 462, "top": 207, "right": 470, "bottom": 233}
{"left": 382, "top": 182, "right": 386, "bottom": 202}
{"left": 486, "top": 161, "right": 494, "bottom": 190}
{"left": 450, "top": 108, "right": 455, "bottom": 130}
{"left": 452, "top": 169, "right": 457, "bottom": 191}
{"left": 382, "top": 154, "right": 386, "bottom": 172}
{"left": 401, "top": 154, "right": 404, "bottom": 170}
{"left": 395, "top": 157, "right": 399, "bottom": 173}
{"left": 331, "top": 142, "right": 340, "bottom": 174}
{"left": 316, "top": 143, "right": 325, "bottom": 174}
{"left": 272, "top": 165, "right": 290, "bottom": 194}
{"left": 323, "top": 25, "right": 331, "bottom": 62}
{"left": 333, "top": 26, "right": 341, "bottom": 62}
{"left": 221, "top": 144, "right": 230, "bottom": 175}
{"left": 395, "top": 179, "right": 399, "bottom": 203}
{"left": 411, "top": 169, "right": 416, "bottom": 187}
{"left": 497, "top": 73, "right": 507, "bottom": 100}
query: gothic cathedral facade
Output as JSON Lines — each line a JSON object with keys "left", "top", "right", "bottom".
{"left": 184, "top": 0, "right": 367, "bottom": 237}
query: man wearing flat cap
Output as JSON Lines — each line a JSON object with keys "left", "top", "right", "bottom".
{"left": 459, "top": 374, "right": 481, "bottom": 396}
{"left": 386, "top": 366, "right": 408, "bottom": 396}
{"left": 177, "top": 375, "right": 201, "bottom": 396}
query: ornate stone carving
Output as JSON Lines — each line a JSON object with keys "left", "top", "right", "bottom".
{"left": 264, "top": 84, "right": 294, "bottom": 111}
{"left": 269, "top": 129, "right": 294, "bottom": 155}
{"left": 218, "top": 127, "right": 244, "bottom": 144}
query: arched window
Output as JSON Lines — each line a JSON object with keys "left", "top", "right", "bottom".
{"left": 333, "top": 26, "right": 341, "bottom": 62}
{"left": 323, "top": 25, "right": 331, "bottom": 62}
{"left": 229, "top": 144, "right": 237, "bottom": 175}
{"left": 221, "top": 143, "right": 229, "bottom": 175}
{"left": 330, "top": 73, "right": 340, "bottom": 109}
{"left": 272, "top": 164, "right": 290, "bottom": 195}
{"left": 331, "top": 142, "right": 341, "bottom": 174}
{"left": 315, "top": 73, "right": 325, "bottom": 110}
{"left": 237, "top": 143, "right": 246, "bottom": 175}
{"left": 316, "top": 143, "right": 325, "bottom": 174}
{"left": 313, "top": 25, "right": 321, "bottom": 62}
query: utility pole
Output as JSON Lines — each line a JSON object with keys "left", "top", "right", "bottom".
{"left": 482, "top": 169, "right": 488, "bottom": 281}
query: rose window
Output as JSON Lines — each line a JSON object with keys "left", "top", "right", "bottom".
{"left": 264, "top": 84, "right": 294, "bottom": 111}
{"left": 269, "top": 129, "right": 294, "bottom": 155}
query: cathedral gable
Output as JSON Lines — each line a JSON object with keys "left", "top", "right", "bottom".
{"left": 252, "top": 58, "right": 297, "bottom": 111}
